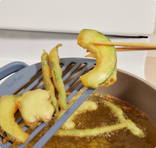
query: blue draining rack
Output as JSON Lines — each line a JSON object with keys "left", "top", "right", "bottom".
{"left": 0, "top": 58, "right": 96, "bottom": 148}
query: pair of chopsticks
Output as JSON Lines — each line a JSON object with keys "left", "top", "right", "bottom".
{"left": 92, "top": 41, "right": 156, "bottom": 51}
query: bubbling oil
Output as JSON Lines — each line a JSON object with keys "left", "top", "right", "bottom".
{"left": 24, "top": 93, "right": 156, "bottom": 148}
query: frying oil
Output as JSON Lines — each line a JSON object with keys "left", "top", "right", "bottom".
{"left": 44, "top": 93, "right": 156, "bottom": 148}
{"left": 23, "top": 93, "right": 156, "bottom": 148}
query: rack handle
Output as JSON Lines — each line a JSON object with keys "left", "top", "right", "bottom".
{"left": 0, "top": 62, "right": 28, "bottom": 80}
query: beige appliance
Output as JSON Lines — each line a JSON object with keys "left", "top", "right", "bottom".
{"left": 0, "top": 0, "right": 155, "bottom": 79}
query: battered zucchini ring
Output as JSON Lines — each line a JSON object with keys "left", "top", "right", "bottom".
{"left": 77, "top": 29, "right": 117, "bottom": 88}
{"left": 0, "top": 95, "right": 29, "bottom": 144}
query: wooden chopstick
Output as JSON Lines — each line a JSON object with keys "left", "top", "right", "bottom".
{"left": 93, "top": 41, "right": 156, "bottom": 49}
{"left": 116, "top": 47, "right": 156, "bottom": 51}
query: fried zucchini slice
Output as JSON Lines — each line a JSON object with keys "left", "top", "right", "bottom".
{"left": 0, "top": 95, "right": 29, "bottom": 144}
{"left": 77, "top": 29, "right": 117, "bottom": 88}
{"left": 49, "top": 44, "right": 67, "bottom": 110}
{"left": 16, "top": 89, "right": 54, "bottom": 127}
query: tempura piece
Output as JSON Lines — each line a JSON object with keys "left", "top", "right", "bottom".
{"left": 55, "top": 123, "right": 126, "bottom": 137}
{"left": 49, "top": 44, "right": 67, "bottom": 110}
{"left": 59, "top": 100, "right": 98, "bottom": 130}
{"left": 16, "top": 89, "right": 54, "bottom": 127}
{"left": 77, "top": 29, "right": 117, "bottom": 88}
{"left": 41, "top": 49, "right": 59, "bottom": 111}
{"left": 103, "top": 100, "right": 145, "bottom": 138}
{"left": 55, "top": 92, "right": 145, "bottom": 139}
{"left": 0, "top": 95, "right": 29, "bottom": 144}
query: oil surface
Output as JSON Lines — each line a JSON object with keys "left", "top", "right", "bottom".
{"left": 23, "top": 93, "right": 156, "bottom": 148}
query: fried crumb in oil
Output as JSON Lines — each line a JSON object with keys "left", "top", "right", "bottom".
{"left": 122, "top": 103, "right": 133, "bottom": 110}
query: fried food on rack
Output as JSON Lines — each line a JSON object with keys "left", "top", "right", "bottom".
{"left": 16, "top": 89, "right": 55, "bottom": 127}
{"left": 77, "top": 29, "right": 117, "bottom": 88}
{"left": 49, "top": 44, "right": 67, "bottom": 110}
{"left": 0, "top": 95, "right": 29, "bottom": 144}
{"left": 41, "top": 49, "right": 59, "bottom": 111}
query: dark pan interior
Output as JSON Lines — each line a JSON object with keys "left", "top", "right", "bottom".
{"left": 96, "top": 69, "right": 156, "bottom": 125}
